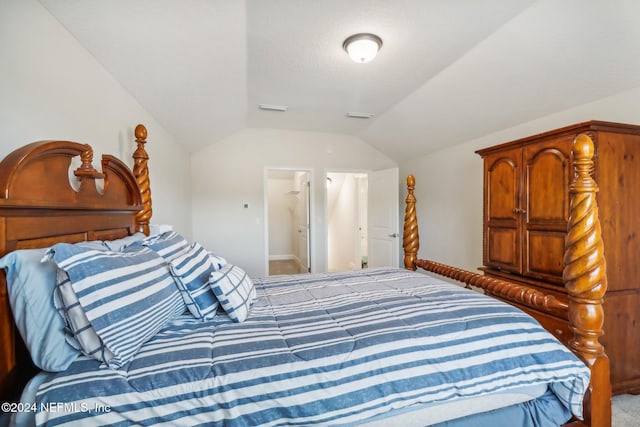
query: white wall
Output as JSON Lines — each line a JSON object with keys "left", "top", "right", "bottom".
{"left": 191, "top": 128, "right": 396, "bottom": 277}
{"left": 0, "top": 0, "right": 191, "bottom": 237}
{"left": 400, "top": 85, "right": 640, "bottom": 273}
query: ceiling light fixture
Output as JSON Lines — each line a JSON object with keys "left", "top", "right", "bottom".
{"left": 343, "top": 33, "right": 383, "bottom": 63}
{"left": 258, "top": 104, "right": 288, "bottom": 112}
{"left": 346, "top": 112, "right": 374, "bottom": 119}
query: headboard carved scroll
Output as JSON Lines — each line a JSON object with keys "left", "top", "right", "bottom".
{"left": 73, "top": 144, "right": 105, "bottom": 180}
{"left": 0, "top": 140, "right": 141, "bottom": 210}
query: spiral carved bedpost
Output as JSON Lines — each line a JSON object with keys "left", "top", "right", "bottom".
{"left": 133, "top": 124, "right": 153, "bottom": 236}
{"left": 563, "top": 134, "right": 611, "bottom": 427}
{"left": 403, "top": 174, "right": 419, "bottom": 271}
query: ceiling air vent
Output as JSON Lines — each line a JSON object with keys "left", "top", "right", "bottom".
{"left": 346, "top": 112, "right": 374, "bottom": 119}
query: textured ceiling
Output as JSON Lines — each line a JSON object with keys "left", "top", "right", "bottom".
{"left": 39, "top": 0, "right": 640, "bottom": 161}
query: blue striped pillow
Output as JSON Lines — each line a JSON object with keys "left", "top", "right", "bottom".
{"left": 169, "top": 243, "right": 219, "bottom": 320}
{"left": 209, "top": 264, "right": 256, "bottom": 323}
{"left": 45, "top": 243, "right": 186, "bottom": 368}
{"left": 102, "top": 232, "right": 146, "bottom": 251}
{"left": 128, "top": 230, "right": 190, "bottom": 261}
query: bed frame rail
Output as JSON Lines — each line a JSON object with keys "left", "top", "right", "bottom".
{"left": 403, "top": 134, "right": 611, "bottom": 427}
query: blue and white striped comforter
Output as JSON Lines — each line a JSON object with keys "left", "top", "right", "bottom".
{"left": 34, "top": 268, "right": 590, "bottom": 426}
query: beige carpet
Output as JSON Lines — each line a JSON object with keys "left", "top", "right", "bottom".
{"left": 613, "top": 393, "right": 640, "bottom": 427}
{"left": 269, "top": 259, "right": 305, "bottom": 275}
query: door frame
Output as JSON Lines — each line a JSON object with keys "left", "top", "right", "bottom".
{"left": 264, "top": 167, "right": 314, "bottom": 276}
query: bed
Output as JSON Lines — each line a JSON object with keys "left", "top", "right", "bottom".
{"left": 0, "top": 125, "right": 609, "bottom": 426}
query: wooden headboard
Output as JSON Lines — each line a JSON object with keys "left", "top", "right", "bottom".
{"left": 0, "top": 124, "right": 152, "bottom": 401}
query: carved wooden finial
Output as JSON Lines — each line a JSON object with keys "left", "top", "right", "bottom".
{"left": 134, "top": 124, "right": 149, "bottom": 160}
{"left": 406, "top": 174, "right": 415, "bottom": 189}
{"left": 74, "top": 144, "right": 105, "bottom": 179}
{"left": 135, "top": 124, "right": 148, "bottom": 141}
{"left": 563, "top": 133, "right": 611, "bottom": 426}
{"left": 133, "top": 124, "right": 152, "bottom": 235}
{"left": 403, "top": 174, "right": 419, "bottom": 270}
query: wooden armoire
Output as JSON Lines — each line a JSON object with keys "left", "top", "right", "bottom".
{"left": 476, "top": 120, "right": 640, "bottom": 395}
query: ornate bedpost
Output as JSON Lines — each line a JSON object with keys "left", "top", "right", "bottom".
{"left": 563, "top": 134, "right": 611, "bottom": 427}
{"left": 403, "top": 174, "right": 419, "bottom": 270}
{"left": 133, "top": 124, "right": 153, "bottom": 235}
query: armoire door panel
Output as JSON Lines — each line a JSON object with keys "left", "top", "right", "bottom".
{"left": 522, "top": 138, "right": 571, "bottom": 284}
{"left": 486, "top": 150, "right": 520, "bottom": 221}
{"left": 486, "top": 226, "right": 520, "bottom": 271}
{"left": 524, "top": 139, "right": 571, "bottom": 224}
{"left": 525, "top": 231, "right": 565, "bottom": 283}
{"left": 484, "top": 148, "right": 521, "bottom": 272}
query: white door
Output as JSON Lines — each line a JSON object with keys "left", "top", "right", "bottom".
{"left": 367, "top": 168, "right": 400, "bottom": 268}
{"left": 298, "top": 177, "right": 311, "bottom": 272}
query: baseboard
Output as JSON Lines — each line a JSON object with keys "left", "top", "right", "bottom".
{"left": 269, "top": 254, "right": 296, "bottom": 261}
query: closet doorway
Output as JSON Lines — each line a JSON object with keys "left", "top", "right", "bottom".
{"left": 266, "top": 169, "right": 311, "bottom": 275}
{"left": 327, "top": 168, "right": 399, "bottom": 272}
{"left": 327, "top": 172, "right": 368, "bottom": 272}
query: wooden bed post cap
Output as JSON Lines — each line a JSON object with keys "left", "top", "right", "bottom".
{"left": 406, "top": 174, "right": 415, "bottom": 188}
{"left": 571, "top": 134, "right": 597, "bottom": 193}
{"left": 135, "top": 124, "right": 148, "bottom": 141}
{"left": 573, "top": 133, "right": 594, "bottom": 158}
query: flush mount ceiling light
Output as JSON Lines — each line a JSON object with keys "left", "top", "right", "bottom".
{"left": 343, "top": 33, "right": 383, "bottom": 63}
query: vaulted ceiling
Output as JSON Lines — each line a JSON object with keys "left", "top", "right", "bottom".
{"left": 39, "top": 0, "right": 640, "bottom": 162}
